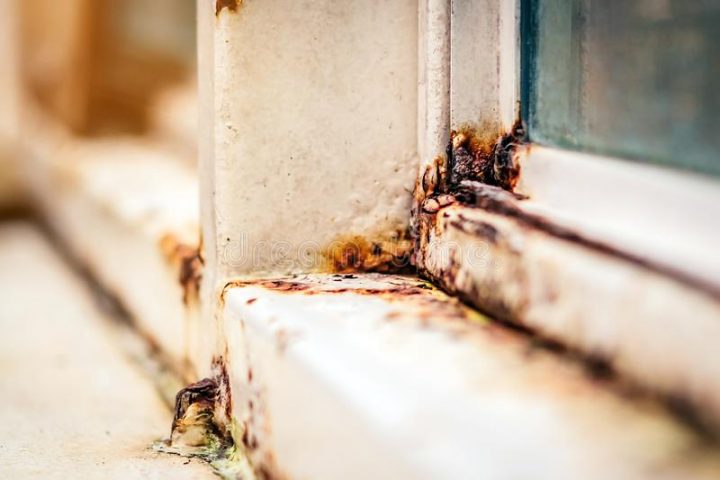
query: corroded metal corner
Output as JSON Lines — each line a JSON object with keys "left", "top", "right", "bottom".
{"left": 410, "top": 119, "right": 531, "bottom": 320}
{"left": 412, "top": 121, "right": 526, "bottom": 227}
{"left": 446, "top": 121, "right": 525, "bottom": 192}
{"left": 171, "top": 377, "right": 222, "bottom": 448}
{"left": 163, "top": 355, "right": 259, "bottom": 479}
{"left": 411, "top": 122, "right": 526, "bottom": 270}
{"left": 169, "top": 355, "right": 234, "bottom": 450}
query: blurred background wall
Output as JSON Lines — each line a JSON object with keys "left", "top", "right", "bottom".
{"left": 19, "top": 0, "right": 196, "bottom": 136}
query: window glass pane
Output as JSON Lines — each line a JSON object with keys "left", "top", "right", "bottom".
{"left": 522, "top": 0, "right": 720, "bottom": 176}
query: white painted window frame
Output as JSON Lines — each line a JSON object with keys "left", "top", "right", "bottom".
{"left": 437, "top": 0, "right": 720, "bottom": 294}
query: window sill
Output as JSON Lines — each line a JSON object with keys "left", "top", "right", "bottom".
{"left": 220, "top": 273, "right": 719, "bottom": 479}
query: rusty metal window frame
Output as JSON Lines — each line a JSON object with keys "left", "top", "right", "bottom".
{"left": 434, "top": 0, "right": 720, "bottom": 293}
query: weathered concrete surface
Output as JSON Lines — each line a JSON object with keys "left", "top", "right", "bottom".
{"left": 0, "top": 222, "right": 213, "bottom": 479}
{"left": 222, "top": 273, "right": 720, "bottom": 480}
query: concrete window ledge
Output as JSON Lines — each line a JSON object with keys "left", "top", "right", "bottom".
{"left": 220, "top": 274, "right": 720, "bottom": 480}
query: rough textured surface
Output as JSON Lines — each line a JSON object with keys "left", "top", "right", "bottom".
{"left": 0, "top": 222, "right": 213, "bottom": 479}
{"left": 416, "top": 195, "right": 720, "bottom": 434}
{"left": 222, "top": 273, "right": 720, "bottom": 480}
{"left": 201, "top": 0, "right": 419, "bottom": 278}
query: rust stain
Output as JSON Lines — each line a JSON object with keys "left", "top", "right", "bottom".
{"left": 160, "top": 234, "right": 204, "bottom": 306}
{"left": 323, "top": 232, "right": 413, "bottom": 274}
{"left": 224, "top": 277, "right": 434, "bottom": 299}
{"left": 410, "top": 121, "right": 525, "bottom": 269}
{"left": 169, "top": 355, "right": 235, "bottom": 450}
{"left": 411, "top": 121, "right": 526, "bottom": 287}
{"left": 171, "top": 377, "right": 222, "bottom": 445}
{"left": 211, "top": 354, "right": 233, "bottom": 424}
{"left": 447, "top": 120, "right": 525, "bottom": 192}
{"left": 215, "top": 0, "right": 240, "bottom": 16}
{"left": 172, "top": 378, "right": 217, "bottom": 429}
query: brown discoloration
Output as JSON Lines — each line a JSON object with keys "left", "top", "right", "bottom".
{"left": 252, "top": 280, "right": 312, "bottom": 292}
{"left": 447, "top": 127, "right": 495, "bottom": 189}
{"left": 172, "top": 378, "right": 217, "bottom": 430}
{"left": 170, "top": 354, "right": 233, "bottom": 449}
{"left": 422, "top": 198, "right": 440, "bottom": 214}
{"left": 410, "top": 154, "right": 447, "bottom": 261}
{"left": 171, "top": 377, "right": 222, "bottom": 446}
{"left": 215, "top": 0, "right": 240, "bottom": 16}
{"left": 447, "top": 120, "right": 525, "bottom": 192}
{"left": 413, "top": 178, "right": 720, "bottom": 436}
{"left": 413, "top": 180, "right": 531, "bottom": 325}
{"left": 224, "top": 276, "right": 434, "bottom": 300}
{"left": 178, "top": 246, "right": 204, "bottom": 305}
{"left": 159, "top": 234, "right": 204, "bottom": 306}
{"left": 211, "top": 354, "right": 233, "bottom": 426}
{"left": 492, "top": 123, "right": 525, "bottom": 191}
{"left": 323, "top": 232, "right": 413, "bottom": 274}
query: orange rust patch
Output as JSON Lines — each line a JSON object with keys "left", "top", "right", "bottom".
{"left": 216, "top": 0, "right": 240, "bottom": 16}
{"left": 160, "top": 234, "right": 204, "bottom": 306}
{"left": 323, "top": 233, "right": 413, "bottom": 273}
{"left": 452, "top": 125, "right": 497, "bottom": 161}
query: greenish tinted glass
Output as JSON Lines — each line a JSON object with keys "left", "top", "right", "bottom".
{"left": 522, "top": 0, "right": 720, "bottom": 177}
